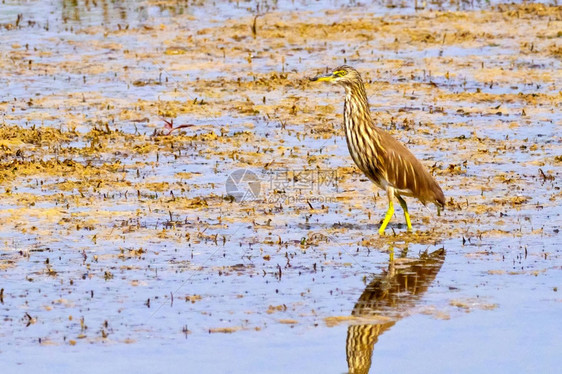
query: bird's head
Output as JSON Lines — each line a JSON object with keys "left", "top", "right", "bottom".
{"left": 310, "top": 65, "right": 361, "bottom": 86}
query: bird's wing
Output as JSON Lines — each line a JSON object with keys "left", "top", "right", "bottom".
{"left": 377, "top": 130, "right": 442, "bottom": 204}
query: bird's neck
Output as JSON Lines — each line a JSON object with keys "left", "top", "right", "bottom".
{"left": 343, "top": 80, "right": 373, "bottom": 130}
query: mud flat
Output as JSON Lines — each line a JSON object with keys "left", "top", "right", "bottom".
{"left": 0, "top": 1, "right": 560, "bottom": 373}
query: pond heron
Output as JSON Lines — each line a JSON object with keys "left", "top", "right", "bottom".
{"left": 310, "top": 65, "right": 445, "bottom": 234}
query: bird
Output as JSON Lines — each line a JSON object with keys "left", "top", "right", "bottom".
{"left": 310, "top": 65, "right": 445, "bottom": 234}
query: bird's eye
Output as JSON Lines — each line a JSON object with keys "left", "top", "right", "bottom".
{"left": 333, "top": 70, "right": 346, "bottom": 77}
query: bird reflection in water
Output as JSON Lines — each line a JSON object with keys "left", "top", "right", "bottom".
{"left": 346, "top": 247, "right": 446, "bottom": 374}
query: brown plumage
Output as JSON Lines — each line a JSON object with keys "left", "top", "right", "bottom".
{"left": 311, "top": 65, "right": 444, "bottom": 233}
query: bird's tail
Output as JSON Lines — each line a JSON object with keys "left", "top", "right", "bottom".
{"left": 432, "top": 183, "right": 445, "bottom": 209}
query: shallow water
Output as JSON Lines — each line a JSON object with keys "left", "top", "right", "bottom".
{"left": 1, "top": 0, "right": 561, "bottom": 373}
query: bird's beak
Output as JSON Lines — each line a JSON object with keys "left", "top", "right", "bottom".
{"left": 310, "top": 72, "right": 334, "bottom": 82}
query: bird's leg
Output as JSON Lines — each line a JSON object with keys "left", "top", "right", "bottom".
{"left": 378, "top": 187, "right": 395, "bottom": 235}
{"left": 396, "top": 195, "right": 413, "bottom": 232}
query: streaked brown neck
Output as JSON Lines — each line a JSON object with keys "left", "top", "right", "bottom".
{"left": 343, "top": 79, "right": 373, "bottom": 133}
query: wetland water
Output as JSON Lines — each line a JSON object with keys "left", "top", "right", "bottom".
{"left": 0, "top": 0, "right": 561, "bottom": 373}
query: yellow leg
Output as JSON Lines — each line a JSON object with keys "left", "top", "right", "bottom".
{"left": 404, "top": 210, "right": 412, "bottom": 232}
{"left": 378, "top": 199, "right": 394, "bottom": 235}
{"left": 397, "top": 195, "right": 413, "bottom": 232}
